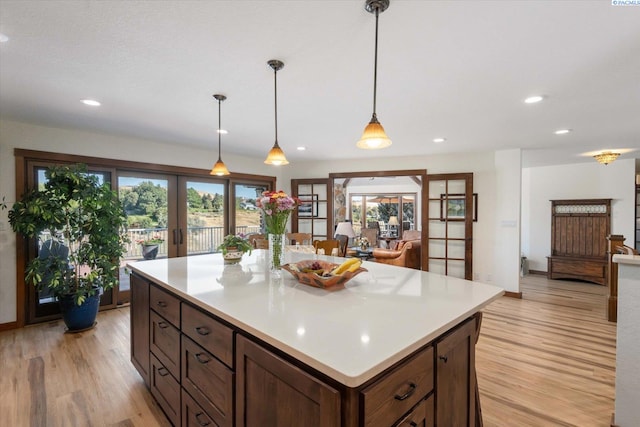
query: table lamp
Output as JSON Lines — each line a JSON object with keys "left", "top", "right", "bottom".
{"left": 334, "top": 222, "right": 356, "bottom": 239}
{"left": 388, "top": 216, "right": 399, "bottom": 237}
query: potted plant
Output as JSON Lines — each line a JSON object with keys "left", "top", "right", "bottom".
{"left": 137, "top": 235, "right": 164, "bottom": 260}
{"left": 218, "top": 234, "right": 253, "bottom": 264}
{"left": 8, "top": 164, "right": 128, "bottom": 332}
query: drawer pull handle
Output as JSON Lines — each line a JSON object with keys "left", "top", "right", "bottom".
{"left": 157, "top": 301, "right": 168, "bottom": 308}
{"left": 195, "top": 412, "right": 211, "bottom": 426}
{"left": 394, "top": 382, "right": 417, "bottom": 401}
{"left": 439, "top": 355, "right": 448, "bottom": 363}
{"left": 195, "top": 353, "right": 211, "bottom": 364}
{"left": 410, "top": 422, "right": 418, "bottom": 427}
{"left": 157, "top": 367, "right": 169, "bottom": 377}
{"left": 195, "top": 326, "right": 210, "bottom": 336}
{"left": 158, "top": 321, "right": 169, "bottom": 329}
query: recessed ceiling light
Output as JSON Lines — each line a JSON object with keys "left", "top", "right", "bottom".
{"left": 433, "top": 138, "right": 446, "bottom": 143}
{"left": 296, "top": 146, "right": 306, "bottom": 151}
{"left": 0, "top": 33, "right": 9, "bottom": 43}
{"left": 216, "top": 129, "right": 228, "bottom": 135}
{"left": 81, "top": 99, "right": 101, "bottom": 107}
{"left": 524, "top": 95, "right": 544, "bottom": 104}
{"left": 554, "top": 129, "right": 571, "bottom": 135}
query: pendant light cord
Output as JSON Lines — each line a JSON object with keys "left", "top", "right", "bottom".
{"left": 217, "top": 98, "right": 223, "bottom": 160}
{"left": 273, "top": 67, "right": 279, "bottom": 146}
{"left": 372, "top": 6, "right": 380, "bottom": 117}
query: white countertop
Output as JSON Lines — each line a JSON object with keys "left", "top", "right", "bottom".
{"left": 128, "top": 250, "right": 504, "bottom": 387}
{"left": 613, "top": 254, "right": 640, "bottom": 266}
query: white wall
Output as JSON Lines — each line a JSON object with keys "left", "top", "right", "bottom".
{"left": 0, "top": 119, "right": 281, "bottom": 324}
{"left": 280, "top": 151, "right": 509, "bottom": 290}
{"left": 521, "top": 159, "right": 636, "bottom": 272}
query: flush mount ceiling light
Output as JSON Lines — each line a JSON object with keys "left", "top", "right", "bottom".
{"left": 593, "top": 151, "right": 620, "bottom": 165}
{"left": 524, "top": 95, "right": 545, "bottom": 104}
{"left": 264, "top": 59, "right": 289, "bottom": 166}
{"left": 210, "top": 94, "right": 230, "bottom": 176}
{"left": 357, "top": 0, "right": 392, "bottom": 150}
{"left": 81, "top": 99, "right": 101, "bottom": 106}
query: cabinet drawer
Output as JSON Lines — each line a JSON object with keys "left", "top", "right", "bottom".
{"left": 182, "top": 389, "right": 220, "bottom": 427}
{"left": 182, "top": 303, "right": 234, "bottom": 368}
{"left": 150, "top": 354, "right": 180, "bottom": 427}
{"left": 362, "top": 346, "right": 434, "bottom": 427}
{"left": 395, "top": 394, "right": 434, "bottom": 427}
{"left": 182, "top": 335, "right": 234, "bottom": 427}
{"left": 150, "top": 310, "right": 180, "bottom": 379}
{"left": 150, "top": 284, "right": 180, "bottom": 326}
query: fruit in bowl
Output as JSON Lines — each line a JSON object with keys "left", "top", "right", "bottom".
{"left": 282, "top": 258, "right": 367, "bottom": 290}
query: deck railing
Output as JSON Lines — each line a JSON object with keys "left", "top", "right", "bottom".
{"left": 124, "top": 226, "right": 262, "bottom": 259}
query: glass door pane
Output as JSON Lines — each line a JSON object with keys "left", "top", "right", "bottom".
{"left": 29, "top": 166, "right": 114, "bottom": 322}
{"left": 181, "top": 179, "right": 226, "bottom": 256}
{"left": 234, "top": 183, "right": 269, "bottom": 236}
{"left": 118, "top": 173, "right": 174, "bottom": 303}
{"left": 426, "top": 175, "right": 473, "bottom": 280}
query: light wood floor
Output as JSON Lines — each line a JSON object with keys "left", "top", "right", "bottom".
{"left": 478, "top": 274, "right": 616, "bottom": 427}
{"left": 0, "top": 274, "right": 616, "bottom": 427}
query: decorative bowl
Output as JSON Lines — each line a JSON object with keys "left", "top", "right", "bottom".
{"left": 281, "top": 259, "right": 367, "bottom": 290}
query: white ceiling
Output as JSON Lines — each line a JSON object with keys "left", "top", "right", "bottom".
{"left": 1, "top": 0, "right": 639, "bottom": 168}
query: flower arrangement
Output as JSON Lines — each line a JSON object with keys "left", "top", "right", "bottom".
{"left": 256, "top": 190, "right": 300, "bottom": 235}
{"left": 256, "top": 190, "right": 300, "bottom": 272}
{"left": 218, "top": 234, "right": 253, "bottom": 256}
{"left": 137, "top": 235, "right": 164, "bottom": 246}
{"left": 355, "top": 236, "right": 370, "bottom": 249}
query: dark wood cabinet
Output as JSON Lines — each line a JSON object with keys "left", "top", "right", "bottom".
{"left": 130, "top": 273, "right": 482, "bottom": 427}
{"left": 396, "top": 395, "right": 434, "bottom": 427}
{"left": 130, "top": 274, "right": 150, "bottom": 386}
{"left": 435, "top": 317, "right": 476, "bottom": 427}
{"left": 547, "top": 199, "right": 611, "bottom": 285}
{"left": 236, "top": 335, "right": 341, "bottom": 427}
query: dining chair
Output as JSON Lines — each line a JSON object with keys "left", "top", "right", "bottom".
{"left": 246, "top": 233, "right": 266, "bottom": 248}
{"left": 335, "top": 235, "right": 349, "bottom": 257}
{"left": 313, "top": 239, "right": 339, "bottom": 255}
{"left": 253, "top": 238, "right": 269, "bottom": 249}
{"left": 286, "top": 232, "right": 312, "bottom": 245}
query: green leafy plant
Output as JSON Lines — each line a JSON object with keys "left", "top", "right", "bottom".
{"left": 8, "top": 164, "right": 129, "bottom": 306}
{"left": 217, "top": 234, "right": 253, "bottom": 256}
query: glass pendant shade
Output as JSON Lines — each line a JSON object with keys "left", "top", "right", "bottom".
{"left": 357, "top": 114, "right": 392, "bottom": 149}
{"left": 210, "top": 94, "right": 230, "bottom": 176}
{"left": 210, "top": 158, "right": 230, "bottom": 176}
{"left": 265, "top": 142, "right": 289, "bottom": 165}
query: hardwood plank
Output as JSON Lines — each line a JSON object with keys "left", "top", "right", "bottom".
{"left": 478, "top": 274, "right": 616, "bottom": 427}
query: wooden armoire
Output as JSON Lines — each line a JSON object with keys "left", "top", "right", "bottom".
{"left": 547, "top": 199, "right": 611, "bottom": 285}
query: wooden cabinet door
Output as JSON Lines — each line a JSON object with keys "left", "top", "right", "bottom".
{"left": 130, "top": 274, "right": 150, "bottom": 386}
{"left": 435, "top": 317, "right": 476, "bottom": 427}
{"left": 236, "top": 335, "right": 340, "bottom": 427}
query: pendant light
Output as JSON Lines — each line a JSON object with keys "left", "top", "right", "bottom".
{"left": 357, "top": 0, "right": 392, "bottom": 150}
{"left": 264, "top": 59, "right": 289, "bottom": 165}
{"left": 210, "top": 94, "right": 230, "bottom": 176}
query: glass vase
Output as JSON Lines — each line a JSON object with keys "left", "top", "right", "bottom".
{"left": 268, "top": 233, "right": 286, "bottom": 276}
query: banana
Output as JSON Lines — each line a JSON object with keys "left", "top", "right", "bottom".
{"left": 331, "top": 258, "right": 362, "bottom": 275}
{"left": 346, "top": 259, "right": 362, "bottom": 272}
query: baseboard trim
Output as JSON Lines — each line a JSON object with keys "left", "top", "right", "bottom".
{"left": 504, "top": 291, "right": 523, "bottom": 299}
{"left": 0, "top": 321, "right": 18, "bottom": 332}
{"left": 528, "top": 269, "right": 547, "bottom": 276}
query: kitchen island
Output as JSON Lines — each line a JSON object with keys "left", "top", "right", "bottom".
{"left": 128, "top": 250, "right": 503, "bottom": 427}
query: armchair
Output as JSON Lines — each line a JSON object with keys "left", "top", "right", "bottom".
{"left": 372, "top": 230, "right": 422, "bottom": 269}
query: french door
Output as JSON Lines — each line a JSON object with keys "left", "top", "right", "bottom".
{"left": 426, "top": 173, "right": 473, "bottom": 280}
{"left": 15, "top": 149, "right": 274, "bottom": 324}
{"left": 291, "top": 179, "right": 330, "bottom": 241}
